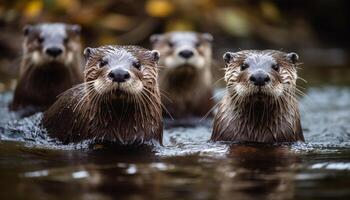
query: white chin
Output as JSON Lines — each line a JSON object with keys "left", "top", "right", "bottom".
{"left": 188, "top": 57, "right": 206, "bottom": 69}
{"left": 64, "top": 52, "right": 74, "bottom": 65}
{"left": 272, "top": 85, "right": 284, "bottom": 97}
{"left": 164, "top": 56, "right": 206, "bottom": 69}
{"left": 114, "top": 80, "right": 143, "bottom": 95}
{"left": 31, "top": 51, "right": 42, "bottom": 65}
{"left": 233, "top": 84, "right": 246, "bottom": 96}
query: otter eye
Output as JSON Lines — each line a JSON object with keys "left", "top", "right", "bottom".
{"left": 240, "top": 63, "right": 249, "bottom": 71}
{"left": 133, "top": 60, "right": 141, "bottom": 70}
{"left": 168, "top": 41, "right": 174, "bottom": 47}
{"left": 272, "top": 64, "right": 280, "bottom": 71}
{"left": 38, "top": 37, "right": 44, "bottom": 43}
{"left": 99, "top": 60, "right": 108, "bottom": 68}
{"left": 63, "top": 37, "right": 69, "bottom": 43}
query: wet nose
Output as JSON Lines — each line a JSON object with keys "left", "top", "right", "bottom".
{"left": 108, "top": 69, "right": 131, "bottom": 83}
{"left": 45, "top": 47, "right": 63, "bottom": 57}
{"left": 178, "top": 50, "right": 194, "bottom": 59}
{"left": 249, "top": 72, "right": 270, "bottom": 86}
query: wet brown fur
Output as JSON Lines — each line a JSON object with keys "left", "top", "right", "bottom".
{"left": 11, "top": 23, "right": 83, "bottom": 114}
{"left": 43, "top": 45, "right": 163, "bottom": 145}
{"left": 212, "top": 50, "right": 304, "bottom": 143}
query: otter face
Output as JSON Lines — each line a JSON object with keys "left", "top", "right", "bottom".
{"left": 223, "top": 50, "right": 299, "bottom": 98}
{"left": 83, "top": 46, "right": 160, "bottom": 99}
{"left": 150, "top": 31, "right": 212, "bottom": 70}
{"left": 23, "top": 23, "right": 81, "bottom": 66}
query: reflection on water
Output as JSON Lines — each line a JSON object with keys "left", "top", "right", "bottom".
{"left": 1, "top": 86, "right": 350, "bottom": 200}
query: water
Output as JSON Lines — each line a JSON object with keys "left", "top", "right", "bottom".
{"left": 1, "top": 87, "right": 350, "bottom": 200}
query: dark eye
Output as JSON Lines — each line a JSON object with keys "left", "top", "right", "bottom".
{"left": 38, "top": 37, "right": 44, "bottom": 43}
{"left": 240, "top": 63, "right": 249, "bottom": 71}
{"left": 195, "top": 42, "right": 201, "bottom": 48}
{"left": 272, "top": 64, "right": 279, "bottom": 71}
{"left": 168, "top": 41, "right": 174, "bottom": 47}
{"left": 133, "top": 60, "right": 141, "bottom": 70}
{"left": 63, "top": 37, "right": 69, "bottom": 43}
{"left": 99, "top": 59, "right": 108, "bottom": 68}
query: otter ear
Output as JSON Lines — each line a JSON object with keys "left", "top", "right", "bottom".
{"left": 223, "top": 52, "right": 238, "bottom": 64}
{"left": 202, "top": 33, "right": 213, "bottom": 43}
{"left": 286, "top": 52, "right": 299, "bottom": 64}
{"left": 150, "top": 34, "right": 161, "bottom": 44}
{"left": 69, "top": 24, "right": 81, "bottom": 35}
{"left": 83, "top": 47, "right": 95, "bottom": 59}
{"left": 150, "top": 50, "right": 160, "bottom": 63}
{"left": 23, "top": 25, "right": 33, "bottom": 36}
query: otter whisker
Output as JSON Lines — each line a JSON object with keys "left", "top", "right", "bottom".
{"left": 210, "top": 89, "right": 227, "bottom": 101}
{"left": 213, "top": 76, "right": 226, "bottom": 86}
{"left": 143, "top": 87, "right": 173, "bottom": 120}
{"left": 73, "top": 83, "right": 97, "bottom": 112}
{"left": 200, "top": 97, "right": 223, "bottom": 121}
{"left": 159, "top": 89, "right": 173, "bottom": 103}
{"left": 297, "top": 76, "right": 308, "bottom": 83}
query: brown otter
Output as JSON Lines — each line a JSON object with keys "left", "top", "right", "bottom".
{"left": 211, "top": 50, "right": 304, "bottom": 143}
{"left": 150, "top": 31, "right": 214, "bottom": 118}
{"left": 43, "top": 45, "right": 163, "bottom": 145}
{"left": 10, "top": 23, "right": 83, "bottom": 115}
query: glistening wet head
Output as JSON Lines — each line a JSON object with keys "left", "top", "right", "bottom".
{"left": 223, "top": 50, "right": 299, "bottom": 98}
{"left": 83, "top": 45, "right": 160, "bottom": 98}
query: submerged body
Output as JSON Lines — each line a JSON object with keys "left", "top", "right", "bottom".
{"left": 43, "top": 45, "right": 163, "bottom": 145}
{"left": 11, "top": 23, "right": 83, "bottom": 115}
{"left": 212, "top": 50, "right": 304, "bottom": 143}
{"left": 150, "top": 31, "right": 214, "bottom": 118}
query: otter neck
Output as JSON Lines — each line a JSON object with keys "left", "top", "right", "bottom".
{"left": 74, "top": 89, "right": 162, "bottom": 145}
{"left": 162, "top": 64, "right": 211, "bottom": 92}
{"left": 215, "top": 92, "right": 301, "bottom": 143}
{"left": 233, "top": 95, "right": 290, "bottom": 124}
{"left": 167, "top": 65, "right": 201, "bottom": 88}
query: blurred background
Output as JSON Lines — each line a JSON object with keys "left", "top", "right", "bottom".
{"left": 1, "top": 0, "right": 350, "bottom": 91}
{"left": 1, "top": 2, "right": 350, "bottom": 199}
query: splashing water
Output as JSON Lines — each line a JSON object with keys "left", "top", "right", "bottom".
{"left": 1, "top": 86, "right": 350, "bottom": 199}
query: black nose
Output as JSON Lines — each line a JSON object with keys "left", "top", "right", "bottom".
{"left": 108, "top": 69, "right": 130, "bottom": 83}
{"left": 45, "top": 47, "right": 63, "bottom": 57}
{"left": 249, "top": 72, "right": 270, "bottom": 86}
{"left": 178, "top": 50, "right": 194, "bottom": 59}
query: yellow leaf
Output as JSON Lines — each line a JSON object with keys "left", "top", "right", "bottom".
{"left": 215, "top": 8, "right": 251, "bottom": 37}
{"left": 146, "top": 0, "right": 174, "bottom": 17}
{"left": 56, "top": 0, "right": 80, "bottom": 11}
{"left": 165, "top": 19, "right": 194, "bottom": 31}
{"left": 24, "top": 0, "right": 43, "bottom": 18}
{"left": 99, "top": 35, "right": 119, "bottom": 46}
{"left": 260, "top": 1, "right": 280, "bottom": 22}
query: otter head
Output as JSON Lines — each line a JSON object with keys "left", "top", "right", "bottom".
{"left": 83, "top": 45, "right": 160, "bottom": 100}
{"left": 150, "top": 31, "right": 212, "bottom": 71}
{"left": 223, "top": 50, "right": 299, "bottom": 100}
{"left": 23, "top": 23, "right": 81, "bottom": 66}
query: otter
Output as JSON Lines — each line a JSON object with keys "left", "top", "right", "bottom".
{"left": 10, "top": 23, "right": 83, "bottom": 116}
{"left": 43, "top": 45, "right": 163, "bottom": 145}
{"left": 150, "top": 31, "right": 214, "bottom": 118}
{"left": 211, "top": 50, "right": 304, "bottom": 143}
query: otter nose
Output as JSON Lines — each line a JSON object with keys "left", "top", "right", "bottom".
{"left": 45, "top": 47, "right": 63, "bottom": 57}
{"left": 108, "top": 69, "right": 130, "bottom": 83}
{"left": 249, "top": 72, "right": 270, "bottom": 86}
{"left": 178, "top": 50, "right": 194, "bottom": 59}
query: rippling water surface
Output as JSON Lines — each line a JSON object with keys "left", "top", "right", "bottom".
{"left": 1, "top": 87, "right": 350, "bottom": 200}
